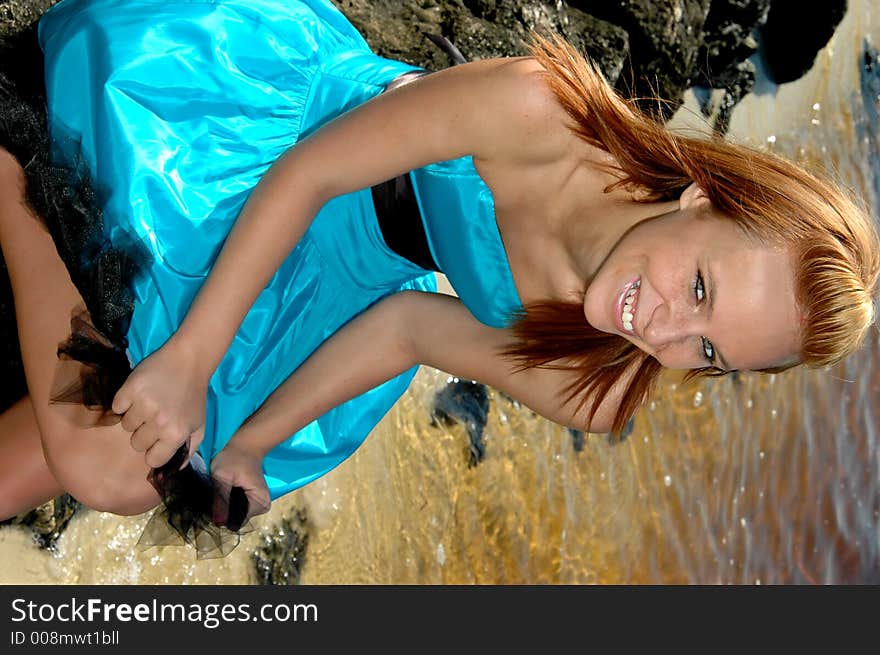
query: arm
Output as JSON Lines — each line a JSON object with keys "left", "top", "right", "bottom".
{"left": 227, "top": 290, "right": 629, "bottom": 462}
{"left": 210, "top": 290, "right": 634, "bottom": 517}
{"left": 113, "top": 57, "right": 560, "bottom": 467}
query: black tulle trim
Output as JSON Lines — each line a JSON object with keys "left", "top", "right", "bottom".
{"left": 2, "top": 70, "right": 258, "bottom": 559}
{"left": 138, "top": 444, "right": 269, "bottom": 559}
{"left": 51, "top": 310, "right": 129, "bottom": 427}
{"left": 51, "top": 311, "right": 267, "bottom": 559}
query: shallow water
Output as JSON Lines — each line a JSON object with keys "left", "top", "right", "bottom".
{"left": 1, "top": 0, "right": 878, "bottom": 584}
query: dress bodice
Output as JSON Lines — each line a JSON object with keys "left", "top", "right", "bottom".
{"left": 409, "top": 158, "right": 522, "bottom": 327}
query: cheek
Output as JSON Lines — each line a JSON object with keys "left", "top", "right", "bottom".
{"left": 652, "top": 343, "right": 699, "bottom": 370}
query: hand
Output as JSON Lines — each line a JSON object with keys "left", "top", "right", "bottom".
{"left": 112, "top": 338, "right": 210, "bottom": 469}
{"left": 209, "top": 442, "right": 271, "bottom": 530}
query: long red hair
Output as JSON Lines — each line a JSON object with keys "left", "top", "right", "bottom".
{"left": 502, "top": 31, "right": 880, "bottom": 437}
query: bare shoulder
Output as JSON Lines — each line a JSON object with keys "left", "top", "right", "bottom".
{"left": 470, "top": 57, "right": 574, "bottom": 163}
{"left": 288, "top": 54, "right": 574, "bottom": 201}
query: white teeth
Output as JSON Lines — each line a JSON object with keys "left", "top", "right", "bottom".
{"left": 621, "top": 279, "right": 639, "bottom": 333}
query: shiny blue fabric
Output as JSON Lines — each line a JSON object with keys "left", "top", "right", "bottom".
{"left": 39, "top": 0, "right": 523, "bottom": 499}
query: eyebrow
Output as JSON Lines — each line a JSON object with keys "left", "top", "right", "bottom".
{"left": 706, "top": 263, "right": 733, "bottom": 372}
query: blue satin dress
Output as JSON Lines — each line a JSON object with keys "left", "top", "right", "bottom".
{"left": 39, "top": 0, "right": 523, "bottom": 499}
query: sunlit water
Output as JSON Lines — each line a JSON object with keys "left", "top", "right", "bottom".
{"left": 1, "top": 0, "right": 878, "bottom": 584}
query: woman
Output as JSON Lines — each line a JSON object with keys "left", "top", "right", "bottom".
{"left": 1, "top": 0, "right": 877, "bottom": 547}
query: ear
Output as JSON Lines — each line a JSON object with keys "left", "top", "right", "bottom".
{"left": 679, "top": 182, "right": 710, "bottom": 210}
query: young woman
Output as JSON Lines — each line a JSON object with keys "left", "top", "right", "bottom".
{"left": 1, "top": 0, "right": 877, "bottom": 550}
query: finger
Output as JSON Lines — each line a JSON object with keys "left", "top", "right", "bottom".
{"left": 190, "top": 425, "right": 205, "bottom": 451}
{"left": 144, "top": 437, "right": 182, "bottom": 469}
{"left": 111, "top": 384, "right": 133, "bottom": 415}
{"left": 130, "top": 422, "right": 159, "bottom": 454}
{"left": 95, "top": 412, "right": 122, "bottom": 428}
{"left": 179, "top": 435, "right": 195, "bottom": 471}
{"left": 180, "top": 426, "right": 205, "bottom": 469}
{"left": 120, "top": 409, "right": 148, "bottom": 433}
{"left": 211, "top": 476, "right": 232, "bottom": 527}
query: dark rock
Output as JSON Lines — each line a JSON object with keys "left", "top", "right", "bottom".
{"left": 0, "top": 494, "right": 82, "bottom": 550}
{"left": 693, "top": 0, "right": 771, "bottom": 133}
{"left": 332, "top": 0, "right": 628, "bottom": 82}
{"left": 568, "top": 427, "right": 585, "bottom": 452}
{"left": 570, "top": 0, "right": 711, "bottom": 119}
{"left": 431, "top": 378, "right": 490, "bottom": 467}
{"left": 252, "top": 508, "right": 309, "bottom": 585}
{"left": 758, "top": 0, "right": 847, "bottom": 85}
{"left": 696, "top": 0, "right": 770, "bottom": 87}
{"left": 858, "top": 42, "right": 880, "bottom": 209}
{"left": 608, "top": 415, "right": 635, "bottom": 444}
{"left": 569, "top": 415, "right": 633, "bottom": 451}
{"left": 0, "top": 0, "right": 56, "bottom": 37}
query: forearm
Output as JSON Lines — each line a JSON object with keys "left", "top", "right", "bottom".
{"left": 228, "top": 291, "right": 419, "bottom": 457}
{"left": 175, "top": 151, "right": 327, "bottom": 375}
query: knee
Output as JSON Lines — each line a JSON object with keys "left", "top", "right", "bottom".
{"left": 43, "top": 433, "right": 160, "bottom": 517}
{"left": 74, "top": 480, "right": 160, "bottom": 516}
{"left": 59, "top": 458, "right": 160, "bottom": 516}
{"left": 0, "top": 497, "right": 27, "bottom": 522}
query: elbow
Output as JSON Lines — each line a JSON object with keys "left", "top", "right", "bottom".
{"left": 384, "top": 290, "right": 422, "bottom": 366}
{"left": 582, "top": 416, "right": 612, "bottom": 435}
{"left": 570, "top": 402, "right": 619, "bottom": 435}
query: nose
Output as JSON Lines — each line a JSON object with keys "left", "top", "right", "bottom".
{"left": 642, "top": 301, "right": 705, "bottom": 350}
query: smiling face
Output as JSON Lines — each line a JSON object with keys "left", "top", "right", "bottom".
{"left": 582, "top": 185, "right": 802, "bottom": 371}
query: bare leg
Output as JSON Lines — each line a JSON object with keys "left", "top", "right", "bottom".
{"left": 0, "top": 395, "right": 64, "bottom": 520}
{"left": 0, "top": 154, "right": 159, "bottom": 515}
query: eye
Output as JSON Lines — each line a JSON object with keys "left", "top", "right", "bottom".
{"left": 694, "top": 271, "right": 715, "bottom": 365}
{"left": 694, "top": 270, "right": 705, "bottom": 303}
{"left": 701, "top": 336, "right": 715, "bottom": 364}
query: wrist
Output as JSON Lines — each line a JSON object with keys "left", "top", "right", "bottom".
{"left": 163, "top": 331, "right": 217, "bottom": 382}
{"left": 225, "top": 423, "right": 274, "bottom": 460}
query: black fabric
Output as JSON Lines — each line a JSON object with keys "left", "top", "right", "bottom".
{"left": 372, "top": 68, "right": 440, "bottom": 273}
{"left": 372, "top": 172, "right": 440, "bottom": 272}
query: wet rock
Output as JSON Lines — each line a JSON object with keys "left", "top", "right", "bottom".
{"left": 0, "top": 0, "right": 56, "bottom": 36}
{"left": 697, "top": 0, "right": 771, "bottom": 86}
{"left": 570, "top": 0, "right": 712, "bottom": 119}
{"left": 0, "top": 0, "right": 55, "bottom": 98}
{"left": 332, "top": 0, "right": 629, "bottom": 82}
{"left": 612, "top": 415, "right": 636, "bottom": 444}
{"left": 569, "top": 414, "right": 634, "bottom": 451}
{"left": 431, "top": 379, "right": 490, "bottom": 467}
{"left": 694, "top": 0, "right": 771, "bottom": 133}
{"left": 569, "top": 427, "right": 585, "bottom": 452}
{"left": 252, "top": 508, "right": 309, "bottom": 585}
{"left": 0, "top": 494, "right": 82, "bottom": 550}
{"left": 758, "top": 0, "right": 846, "bottom": 85}
{"left": 858, "top": 42, "right": 880, "bottom": 208}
